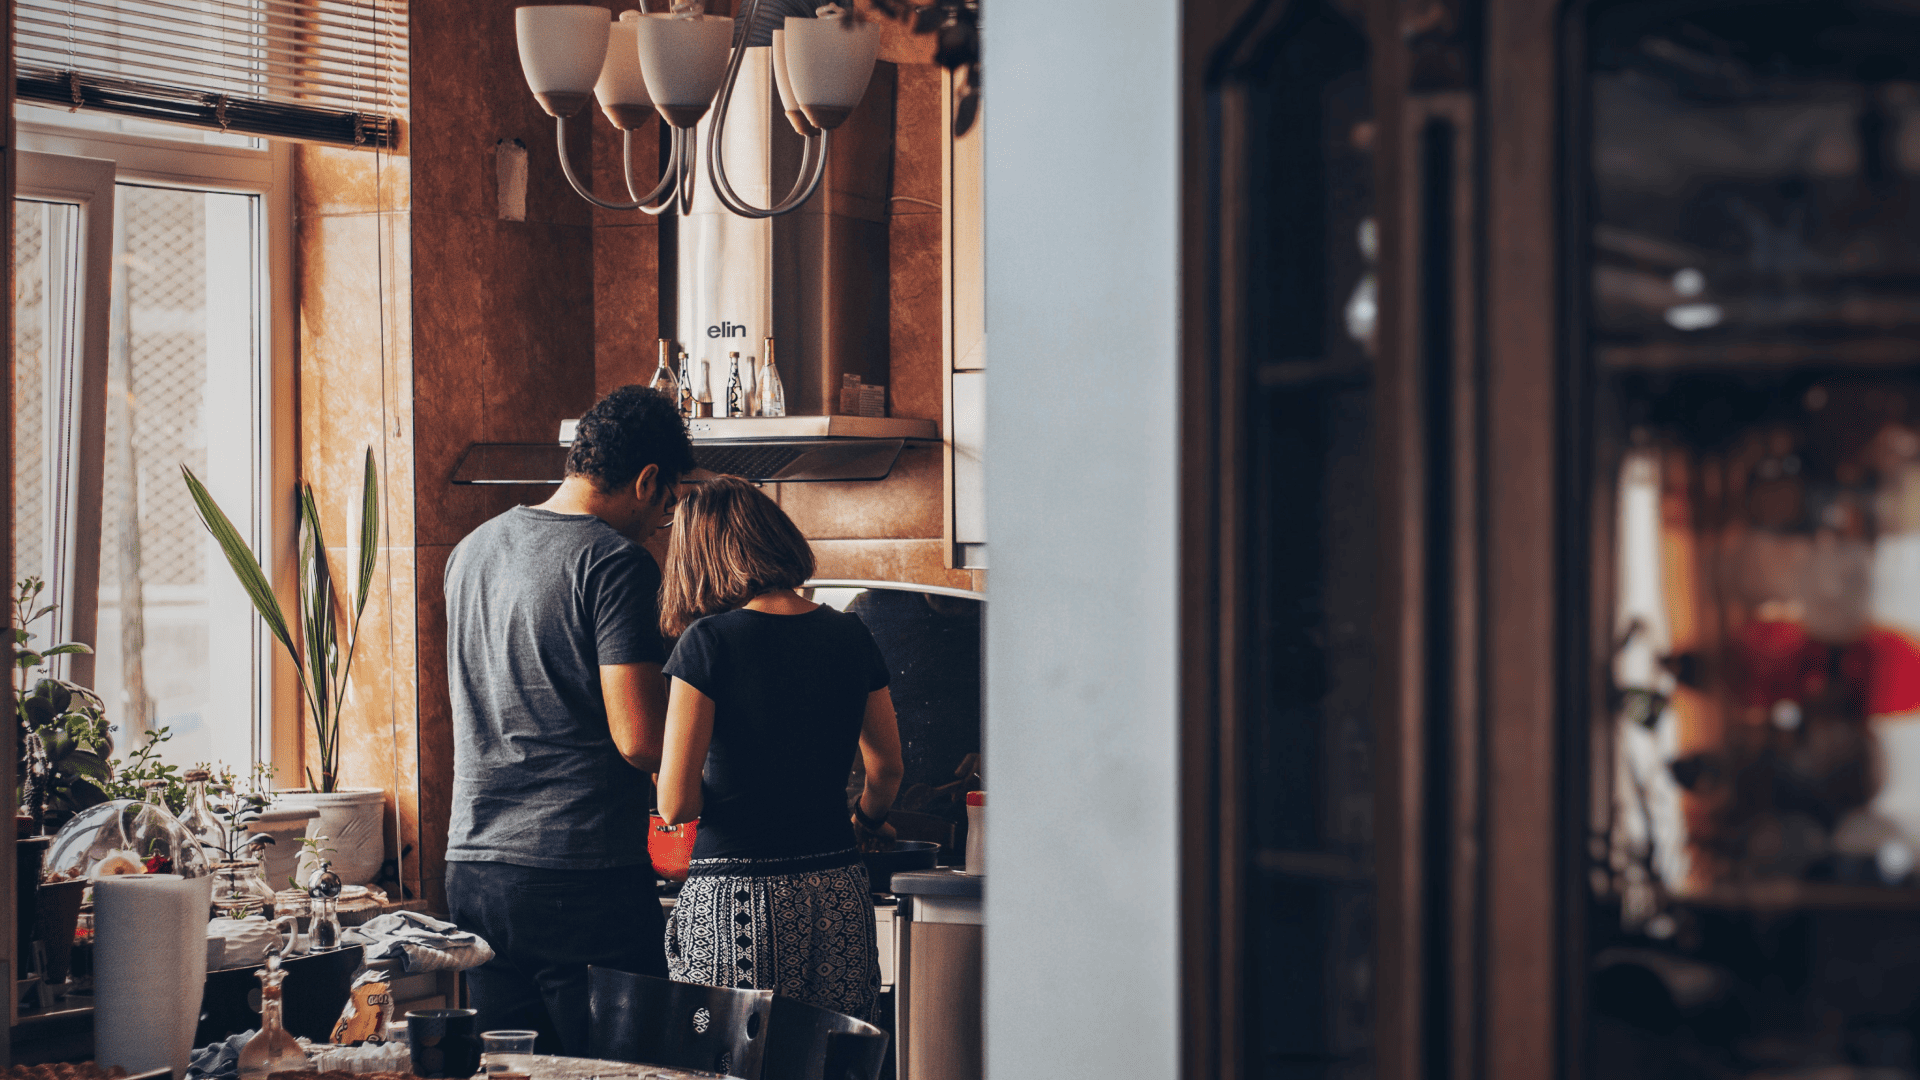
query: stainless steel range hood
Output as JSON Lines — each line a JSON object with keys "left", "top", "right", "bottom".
{"left": 452, "top": 415, "right": 940, "bottom": 485}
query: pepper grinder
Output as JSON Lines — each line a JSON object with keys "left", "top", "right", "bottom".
{"left": 304, "top": 860, "right": 343, "bottom": 952}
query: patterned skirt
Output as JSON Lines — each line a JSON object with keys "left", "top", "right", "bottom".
{"left": 664, "top": 849, "right": 880, "bottom": 1020}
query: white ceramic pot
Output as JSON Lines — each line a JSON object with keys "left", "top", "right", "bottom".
{"left": 242, "top": 805, "right": 320, "bottom": 892}
{"left": 271, "top": 788, "right": 387, "bottom": 886}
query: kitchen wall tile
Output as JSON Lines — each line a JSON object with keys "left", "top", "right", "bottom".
{"left": 888, "top": 212, "right": 943, "bottom": 422}
{"left": 876, "top": 14, "right": 937, "bottom": 67}
{"left": 595, "top": 224, "right": 663, "bottom": 396}
{"left": 415, "top": 543, "right": 455, "bottom": 912}
{"left": 890, "top": 65, "right": 943, "bottom": 211}
{"left": 408, "top": 0, "right": 593, "bottom": 227}
{"left": 410, "top": 211, "right": 592, "bottom": 546}
{"left": 774, "top": 444, "right": 943, "bottom": 540}
{"left": 810, "top": 538, "right": 972, "bottom": 590}
{"left": 591, "top": 116, "right": 669, "bottom": 231}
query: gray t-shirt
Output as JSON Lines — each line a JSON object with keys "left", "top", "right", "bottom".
{"left": 444, "top": 505, "right": 668, "bottom": 869}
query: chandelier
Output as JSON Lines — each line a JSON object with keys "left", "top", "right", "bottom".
{"left": 514, "top": 0, "right": 880, "bottom": 218}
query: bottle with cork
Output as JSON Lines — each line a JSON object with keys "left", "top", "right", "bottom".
{"left": 723, "top": 352, "right": 742, "bottom": 418}
{"left": 649, "top": 339, "right": 681, "bottom": 405}
{"left": 759, "top": 337, "right": 786, "bottom": 418}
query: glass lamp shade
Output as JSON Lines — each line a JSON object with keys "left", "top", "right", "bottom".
{"left": 770, "top": 29, "right": 819, "bottom": 137}
{"left": 633, "top": 13, "right": 733, "bottom": 128}
{"left": 515, "top": 5, "right": 611, "bottom": 118}
{"left": 596, "top": 11, "right": 654, "bottom": 130}
{"left": 781, "top": 14, "right": 879, "bottom": 130}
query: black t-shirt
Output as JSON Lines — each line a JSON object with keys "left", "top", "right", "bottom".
{"left": 444, "top": 506, "right": 669, "bottom": 869}
{"left": 663, "top": 605, "right": 891, "bottom": 861}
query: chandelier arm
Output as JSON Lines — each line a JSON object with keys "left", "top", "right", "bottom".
{"left": 639, "top": 127, "right": 686, "bottom": 217}
{"left": 555, "top": 115, "right": 650, "bottom": 211}
{"left": 702, "top": 0, "right": 826, "bottom": 219}
{"left": 678, "top": 125, "right": 697, "bottom": 217}
{"left": 764, "top": 130, "right": 829, "bottom": 215}
{"left": 623, "top": 125, "right": 682, "bottom": 209}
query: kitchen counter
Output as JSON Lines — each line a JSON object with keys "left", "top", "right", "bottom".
{"left": 890, "top": 869, "right": 982, "bottom": 900}
{"left": 890, "top": 870, "right": 981, "bottom": 1080}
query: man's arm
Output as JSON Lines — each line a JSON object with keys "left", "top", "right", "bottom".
{"left": 601, "top": 662, "right": 668, "bottom": 772}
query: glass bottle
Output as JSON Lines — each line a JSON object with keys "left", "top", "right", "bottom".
{"left": 649, "top": 339, "right": 681, "bottom": 404}
{"left": 676, "top": 351, "right": 694, "bottom": 416}
{"left": 177, "top": 768, "right": 227, "bottom": 861}
{"left": 695, "top": 359, "right": 713, "bottom": 418}
{"left": 237, "top": 954, "right": 307, "bottom": 1080}
{"left": 759, "top": 337, "right": 786, "bottom": 418}
{"left": 723, "top": 352, "right": 742, "bottom": 418}
{"left": 127, "top": 779, "right": 209, "bottom": 879}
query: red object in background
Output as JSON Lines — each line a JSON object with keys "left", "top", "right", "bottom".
{"left": 966, "top": 791, "right": 984, "bottom": 807}
{"left": 1862, "top": 625, "right": 1920, "bottom": 718}
{"left": 648, "top": 813, "right": 696, "bottom": 882}
{"left": 1740, "top": 620, "right": 1831, "bottom": 707}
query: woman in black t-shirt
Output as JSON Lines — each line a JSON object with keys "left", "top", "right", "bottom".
{"left": 654, "top": 476, "right": 905, "bottom": 1019}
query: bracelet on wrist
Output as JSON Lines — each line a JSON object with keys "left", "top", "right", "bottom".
{"left": 852, "top": 804, "right": 888, "bottom": 831}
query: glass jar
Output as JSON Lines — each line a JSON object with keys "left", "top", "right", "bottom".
{"left": 210, "top": 860, "right": 276, "bottom": 919}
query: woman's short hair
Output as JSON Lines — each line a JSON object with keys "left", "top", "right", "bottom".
{"left": 659, "top": 475, "right": 816, "bottom": 637}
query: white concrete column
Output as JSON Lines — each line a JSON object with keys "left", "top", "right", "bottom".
{"left": 982, "top": 1, "right": 1180, "bottom": 1077}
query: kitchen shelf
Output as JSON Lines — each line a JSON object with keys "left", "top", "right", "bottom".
{"left": 1677, "top": 881, "right": 1920, "bottom": 913}
{"left": 1599, "top": 336, "right": 1920, "bottom": 371}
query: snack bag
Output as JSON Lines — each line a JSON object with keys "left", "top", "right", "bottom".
{"left": 331, "top": 967, "right": 395, "bottom": 1046}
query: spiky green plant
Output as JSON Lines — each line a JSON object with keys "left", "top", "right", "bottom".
{"left": 182, "top": 449, "right": 379, "bottom": 793}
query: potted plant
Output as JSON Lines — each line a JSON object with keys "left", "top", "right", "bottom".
{"left": 13, "top": 576, "right": 114, "bottom": 834}
{"left": 182, "top": 449, "right": 387, "bottom": 884}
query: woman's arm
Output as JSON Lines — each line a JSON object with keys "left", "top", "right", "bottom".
{"left": 656, "top": 677, "right": 715, "bottom": 825}
{"left": 854, "top": 688, "right": 905, "bottom": 826}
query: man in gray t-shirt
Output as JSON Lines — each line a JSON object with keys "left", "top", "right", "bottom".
{"left": 444, "top": 386, "right": 693, "bottom": 1054}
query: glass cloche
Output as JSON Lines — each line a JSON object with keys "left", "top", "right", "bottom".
{"left": 46, "top": 783, "right": 213, "bottom": 882}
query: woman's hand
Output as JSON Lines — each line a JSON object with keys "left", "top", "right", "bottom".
{"left": 852, "top": 815, "right": 896, "bottom": 852}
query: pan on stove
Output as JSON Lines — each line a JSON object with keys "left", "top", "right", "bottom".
{"left": 862, "top": 840, "right": 939, "bottom": 893}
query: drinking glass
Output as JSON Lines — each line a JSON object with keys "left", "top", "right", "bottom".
{"left": 480, "top": 1030, "right": 538, "bottom": 1076}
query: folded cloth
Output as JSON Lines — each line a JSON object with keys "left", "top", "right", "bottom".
{"left": 187, "top": 1030, "right": 257, "bottom": 1080}
{"left": 339, "top": 911, "right": 494, "bottom": 974}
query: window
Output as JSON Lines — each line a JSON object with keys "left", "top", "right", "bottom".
{"left": 14, "top": 121, "right": 292, "bottom": 773}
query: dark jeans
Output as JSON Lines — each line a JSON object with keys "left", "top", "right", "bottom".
{"left": 445, "top": 860, "right": 666, "bottom": 1056}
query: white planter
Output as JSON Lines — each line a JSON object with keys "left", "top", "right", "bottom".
{"left": 272, "top": 788, "right": 387, "bottom": 886}
{"left": 243, "top": 805, "right": 320, "bottom": 890}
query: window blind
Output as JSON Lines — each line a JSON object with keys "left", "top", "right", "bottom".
{"left": 16, "top": 0, "right": 406, "bottom": 148}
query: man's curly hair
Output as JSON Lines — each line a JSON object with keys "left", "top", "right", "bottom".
{"left": 564, "top": 385, "right": 695, "bottom": 492}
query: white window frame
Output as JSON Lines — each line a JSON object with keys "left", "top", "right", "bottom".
{"left": 14, "top": 119, "right": 296, "bottom": 773}
{"left": 15, "top": 151, "right": 115, "bottom": 683}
